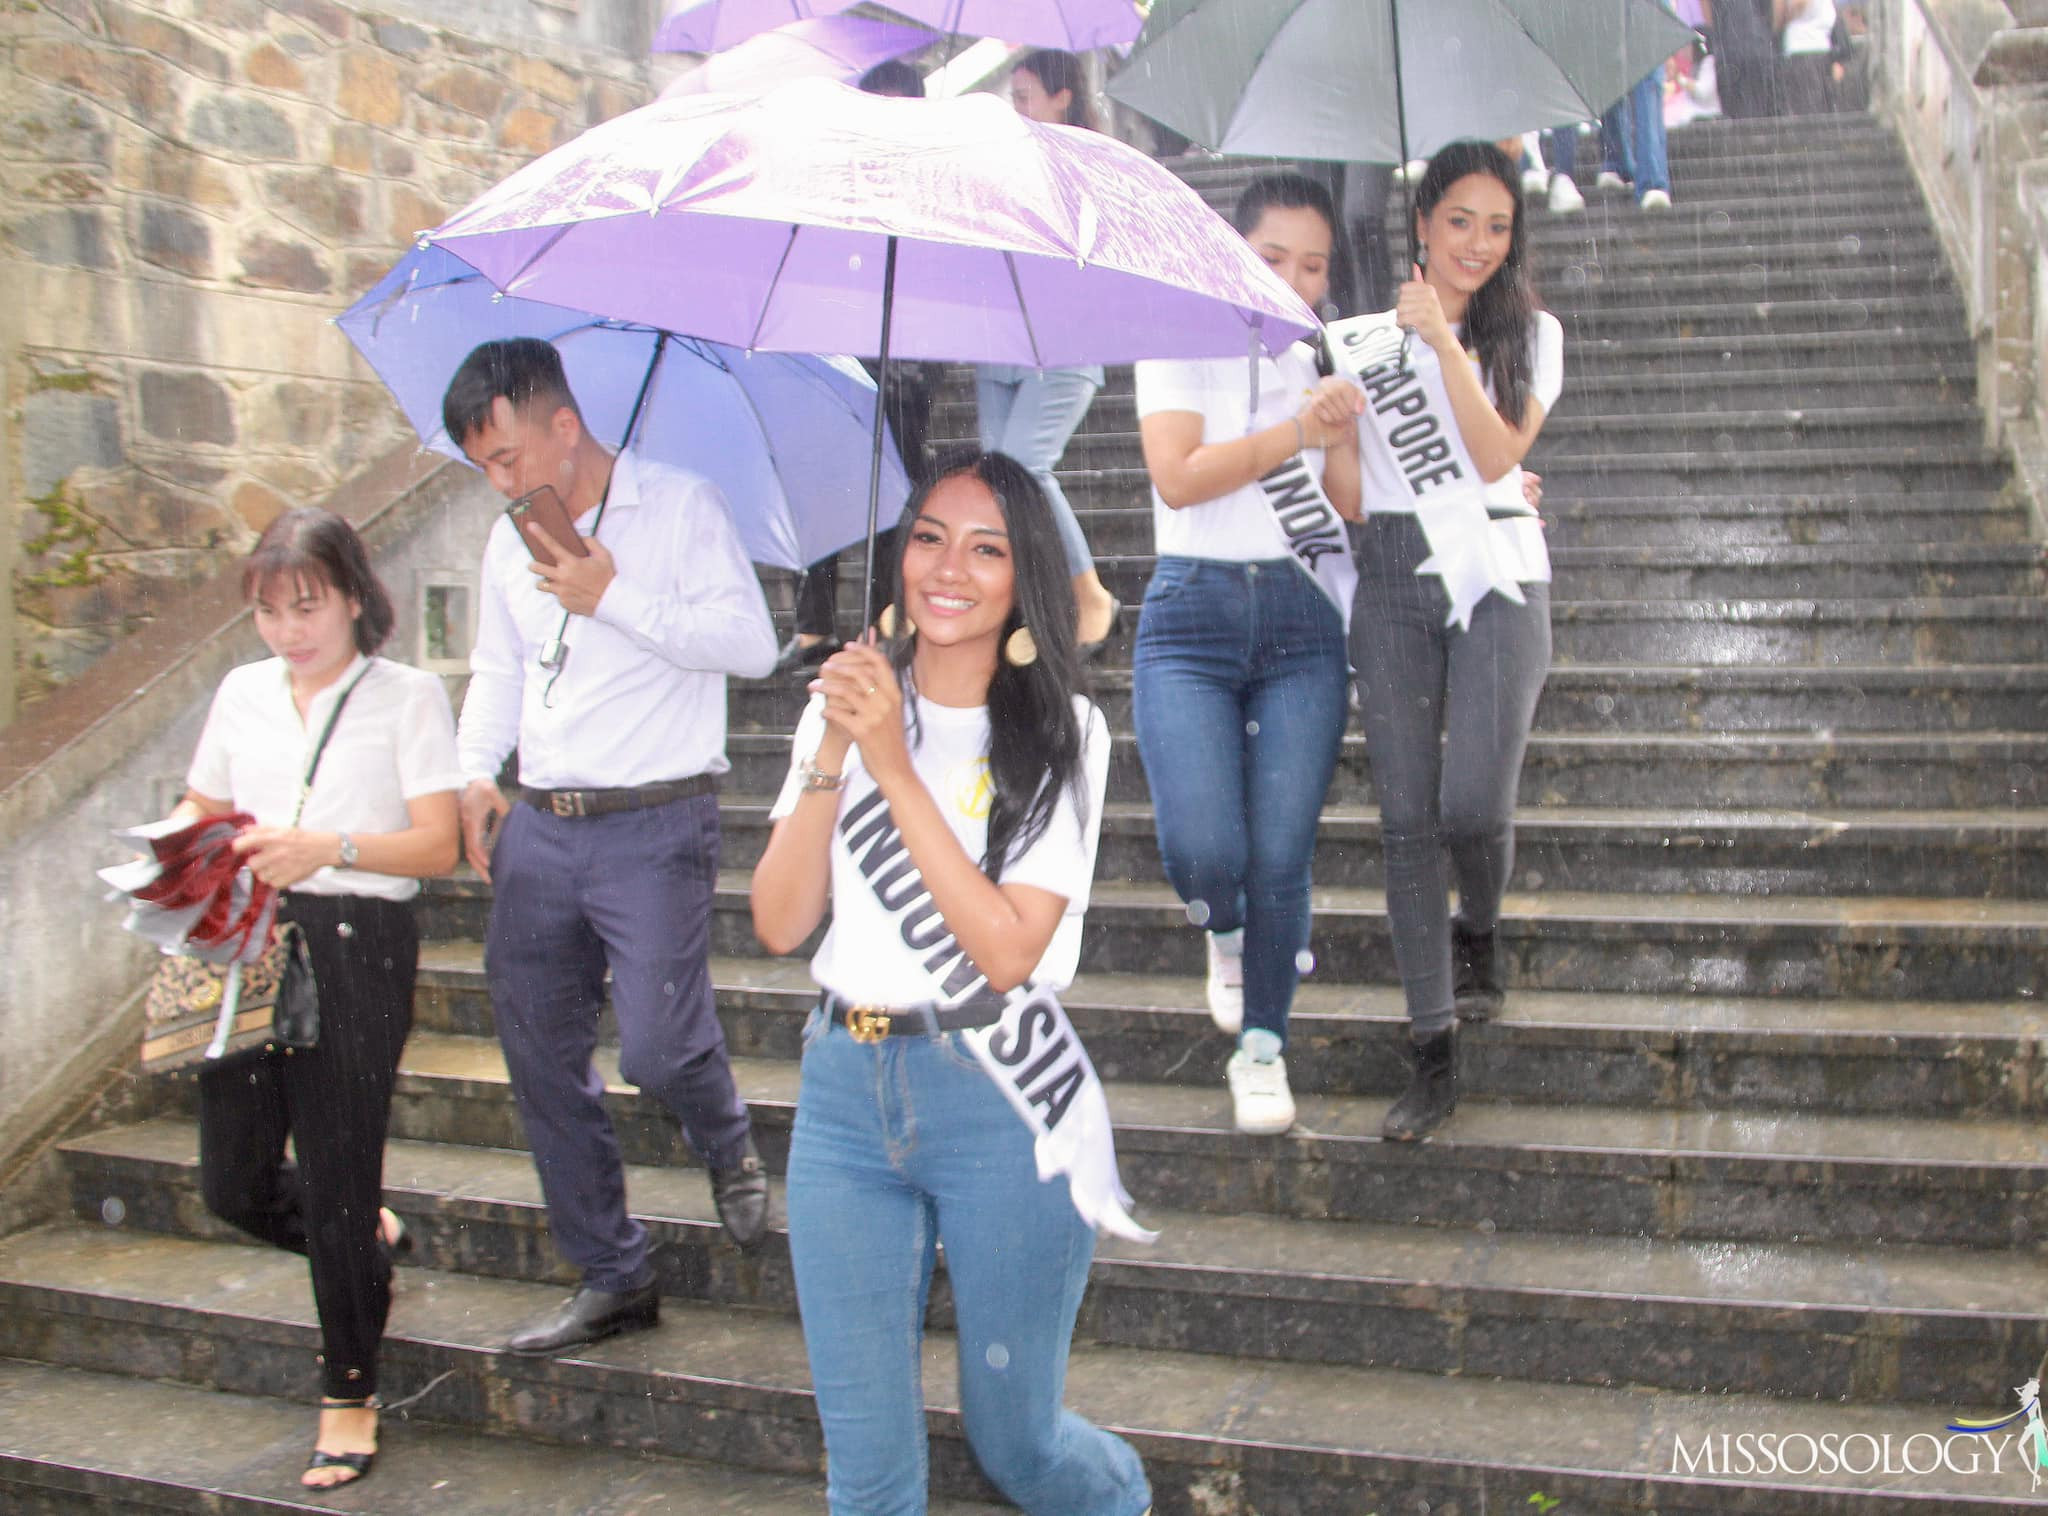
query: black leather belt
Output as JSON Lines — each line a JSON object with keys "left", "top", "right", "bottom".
{"left": 522, "top": 774, "right": 718, "bottom": 819}
{"left": 821, "top": 990, "right": 1004, "bottom": 1043}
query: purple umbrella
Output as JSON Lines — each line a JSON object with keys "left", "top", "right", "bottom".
{"left": 663, "top": 16, "right": 934, "bottom": 97}
{"left": 655, "top": 0, "right": 860, "bottom": 54}
{"left": 878, "top": 0, "right": 1144, "bottom": 49}
{"left": 422, "top": 77, "right": 1317, "bottom": 624}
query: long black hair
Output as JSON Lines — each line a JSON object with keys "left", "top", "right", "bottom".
{"left": 1015, "top": 48, "right": 1096, "bottom": 131}
{"left": 1414, "top": 141, "right": 1540, "bottom": 425}
{"left": 885, "top": 449, "right": 1087, "bottom": 881}
{"left": 243, "top": 507, "right": 395, "bottom": 655}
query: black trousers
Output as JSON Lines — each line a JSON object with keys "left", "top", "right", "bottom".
{"left": 198, "top": 892, "right": 418, "bottom": 1399}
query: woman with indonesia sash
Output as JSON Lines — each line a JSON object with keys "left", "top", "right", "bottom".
{"left": 1131, "top": 172, "right": 1366, "bottom": 1138}
{"left": 1338, "top": 140, "right": 1564, "bottom": 1141}
{"left": 750, "top": 450, "right": 1150, "bottom": 1516}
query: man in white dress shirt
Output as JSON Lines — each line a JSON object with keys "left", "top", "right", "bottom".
{"left": 445, "top": 338, "right": 778, "bottom": 1356}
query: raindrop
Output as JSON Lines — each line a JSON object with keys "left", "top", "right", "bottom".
{"left": 848, "top": 253, "right": 863, "bottom": 272}
{"left": 1839, "top": 234, "right": 1862, "bottom": 255}
{"left": 1842, "top": 301, "right": 1871, "bottom": 328}
{"left": 1476, "top": 1217, "right": 1496, "bottom": 1235}
{"left": 1523, "top": 871, "right": 1544, "bottom": 890}
{"left": 101, "top": 1197, "right": 126, "bottom": 1227}
{"left": 1294, "top": 949, "right": 1315, "bottom": 975}
{"left": 663, "top": 981, "right": 676, "bottom": 997}
{"left": 1739, "top": 263, "right": 1768, "bottom": 290}
{"left": 1186, "top": 899, "right": 1211, "bottom": 927}
{"left": 1706, "top": 210, "right": 1733, "bottom": 233}
{"left": 1245, "top": 719, "right": 1260, "bottom": 737}
{"left": 985, "top": 1342, "right": 1010, "bottom": 1371}
{"left": 1714, "top": 432, "right": 1736, "bottom": 453}
{"left": 1561, "top": 264, "right": 1588, "bottom": 289}
{"left": 1592, "top": 693, "right": 1616, "bottom": 716}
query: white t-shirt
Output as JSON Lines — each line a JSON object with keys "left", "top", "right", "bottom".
{"left": 769, "top": 691, "right": 1111, "bottom": 1003}
{"left": 1784, "top": 0, "right": 1837, "bottom": 56}
{"left": 1132, "top": 342, "right": 1330, "bottom": 561}
{"left": 187, "top": 654, "right": 464, "bottom": 901}
{"left": 1356, "top": 310, "right": 1564, "bottom": 583}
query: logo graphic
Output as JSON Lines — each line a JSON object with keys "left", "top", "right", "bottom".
{"left": 949, "top": 757, "right": 992, "bottom": 820}
{"left": 1950, "top": 1376, "right": 2048, "bottom": 1492}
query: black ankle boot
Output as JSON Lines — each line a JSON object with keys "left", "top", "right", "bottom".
{"left": 1450, "top": 918, "right": 1504, "bottom": 1023}
{"left": 1382, "top": 1026, "right": 1457, "bottom": 1141}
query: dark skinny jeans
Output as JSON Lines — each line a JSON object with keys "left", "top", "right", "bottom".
{"left": 1349, "top": 515, "right": 1550, "bottom": 1036}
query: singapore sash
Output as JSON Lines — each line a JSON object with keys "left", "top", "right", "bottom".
{"left": 836, "top": 783, "right": 1156, "bottom": 1244}
{"left": 1327, "top": 311, "right": 1529, "bottom": 631}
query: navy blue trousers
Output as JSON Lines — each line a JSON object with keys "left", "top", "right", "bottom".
{"left": 486, "top": 791, "right": 750, "bottom": 1292}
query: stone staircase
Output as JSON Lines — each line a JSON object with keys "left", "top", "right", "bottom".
{"left": 6, "top": 111, "right": 2048, "bottom": 1513}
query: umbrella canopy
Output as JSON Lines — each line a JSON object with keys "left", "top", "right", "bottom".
{"left": 1108, "top": 0, "right": 1699, "bottom": 164}
{"left": 662, "top": 16, "right": 935, "bottom": 97}
{"left": 338, "top": 244, "right": 909, "bottom": 572}
{"left": 878, "top": 0, "right": 1144, "bottom": 50}
{"left": 422, "top": 79, "right": 1319, "bottom": 367}
{"left": 655, "top": 0, "right": 860, "bottom": 54}
{"left": 99, "top": 814, "right": 278, "bottom": 965}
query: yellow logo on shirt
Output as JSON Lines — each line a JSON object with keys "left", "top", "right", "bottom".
{"left": 951, "top": 758, "right": 993, "bottom": 820}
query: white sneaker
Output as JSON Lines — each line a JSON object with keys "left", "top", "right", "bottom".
{"left": 1227, "top": 1048, "right": 1296, "bottom": 1135}
{"left": 1596, "top": 169, "right": 1627, "bottom": 191}
{"left": 1547, "top": 174, "right": 1585, "bottom": 213}
{"left": 1521, "top": 166, "right": 1550, "bottom": 197}
{"left": 1205, "top": 931, "right": 1244, "bottom": 1034}
{"left": 1639, "top": 188, "right": 1672, "bottom": 211}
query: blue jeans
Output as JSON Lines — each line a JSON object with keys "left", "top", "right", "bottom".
{"left": 787, "top": 1009, "right": 1151, "bottom": 1516}
{"left": 1130, "top": 557, "right": 1350, "bottom": 1044}
{"left": 977, "top": 364, "right": 1104, "bottom": 578}
{"left": 1547, "top": 65, "right": 1670, "bottom": 199}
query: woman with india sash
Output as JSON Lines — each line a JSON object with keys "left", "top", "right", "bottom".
{"left": 1131, "top": 172, "right": 1365, "bottom": 1138}
{"left": 750, "top": 449, "right": 1151, "bottom": 1516}
{"left": 1331, "top": 140, "right": 1564, "bottom": 1142}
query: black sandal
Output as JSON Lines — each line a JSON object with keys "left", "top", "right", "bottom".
{"left": 303, "top": 1396, "right": 379, "bottom": 1489}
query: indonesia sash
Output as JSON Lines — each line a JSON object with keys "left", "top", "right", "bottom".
{"left": 1327, "top": 312, "right": 1530, "bottom": 631}
{"left": 836, "top": 783, "right": 1156, "bottom": 1244}
{"left": 1254, "top": 441, "right": 1357, "bottom": 631}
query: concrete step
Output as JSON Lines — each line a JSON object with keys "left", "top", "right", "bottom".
{"left": 710, "top": 795, "right": 2048, "bottom": 900}
{"left": 722, "top": 725, "right": 2048, "bottom": 811}
{"left": 60, "top": 1120, "right": 2048, "bottom": 1408}
{"left": 0, "top": 1357, "right": 942, "bottom": 1515}
{"left": 1056, "top": 444, "right": 2012, "bottom": 509}
{"left": 735, "top": 664, "right": 2048, "bottom": 737}
{"left": 9, "top": 1226, "right": 2042, "bottom": 1513}
{"left": 416, "top": 871, "right": 2048, "bottom": 1004}
{"left": 936, "top": 365, "right": 1980, "bottom": 437}
{"left": 398, "top": 947, "right": 2048, "bottom": 1120}
{"left": 1035, "top": 409, "right": 1989, "bottom": 474}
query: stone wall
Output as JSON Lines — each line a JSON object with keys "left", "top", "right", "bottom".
{"left": 0, "top": 0, "right": 656, "bottom": 716}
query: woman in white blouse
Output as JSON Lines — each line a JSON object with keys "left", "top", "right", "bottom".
{"left": 1348, "top": 141, "right": 1563, "bottom": 1142}
{"left": 170, "top": 508, "right": 460, "bottom": 1489}
{"left": 751, "top": 451, "right": 1149, "bottom": 1516}
{"left": 1131, "top": 172, "right": 1364, "bottom": 1139}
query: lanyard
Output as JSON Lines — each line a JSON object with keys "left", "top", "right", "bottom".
{"left": 291, "top": 661, "right": 373, "bottom": 826}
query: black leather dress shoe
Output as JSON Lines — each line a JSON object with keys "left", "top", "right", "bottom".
{"left": 710, "top": 1135, "right": 770, "bottom": 1252}
{"left": 502, "top": 1282, "right": 659, "bottom": 1356}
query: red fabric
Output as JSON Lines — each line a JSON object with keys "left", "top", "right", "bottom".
{"left": 133, "top": 813, "right": 276, "bottom": 956}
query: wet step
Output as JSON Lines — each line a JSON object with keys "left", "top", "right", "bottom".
{"left": 401, "top": 947, "right": 2048, "bottom": 1120}
{"left": 1060, "top": 445, "right": 2012, "bottom": 511}
{"left": 60, "top": 1119, "right": 2048, "bottom": 1408}
{"left": 376, "top": 1036, "right": 2048, "bottom": 1247}
{"left": 1542, "top": 260, "right": 1953, "bottom": 310}
{"left": 1038, "top": 409, "right": 1989, "bottom": 472}
{"left": 721, "top": 724, "right": 2048, "bottom": 813}
{"left": 1563, "top": 327, "right": 1974, "bottom": 379}
{"left": 0, "top": 1357, "right": 966, "bottom": 1516}
{"left": 936, "top": 365, "right": 1978, "bottom": 438}
{"left": 735, "top": 664, "right": 2048, "bottom": 737}
{"left": 6, "top": 1226, "right": 2043, "bottom": 1514}
{"left": 709, "top": 796, "right": 2048, "bottom": 900}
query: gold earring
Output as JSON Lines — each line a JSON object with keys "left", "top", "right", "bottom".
{"left": 1003, "top": 624, "right": 1038, "bottom": 667}
{"left": 877, "top": 604, "right": 915, "bottom": 639}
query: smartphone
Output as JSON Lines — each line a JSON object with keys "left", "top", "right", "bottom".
{"left": 505, "top": 486, "right": 590, "bottom": 567}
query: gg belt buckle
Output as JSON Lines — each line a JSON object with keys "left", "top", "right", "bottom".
{"left": 845, "top": 1004, "right": 893, "bottom": 1043}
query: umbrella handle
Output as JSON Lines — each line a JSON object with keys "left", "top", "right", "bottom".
{"left": 203, "top": 961, "right": 244, "bottom": 1061}
{"left": 860, "top": 235, "right": 901, "bottom": 639}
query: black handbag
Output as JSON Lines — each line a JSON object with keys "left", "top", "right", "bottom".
{"left": 270, "top": 919, "right": 319, "bottom": 1051}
